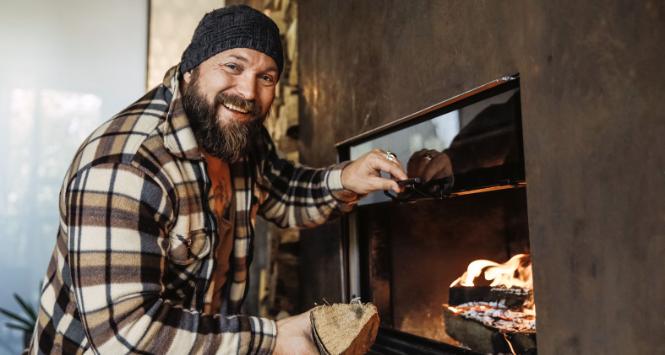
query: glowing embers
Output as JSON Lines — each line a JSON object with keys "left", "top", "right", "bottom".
{"left": 446, "top": 302, "right": 535, "bottom": 334}
{"left": 443, "top": 254, "right": 537, "bottom": 354}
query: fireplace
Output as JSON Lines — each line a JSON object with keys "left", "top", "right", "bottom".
{"left": 336, "top": 76, "right": 535, "bottom": 354}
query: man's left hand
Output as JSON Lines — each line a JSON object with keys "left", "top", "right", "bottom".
{"left": 341, "top": 149, "right": 408, "bottom": 195}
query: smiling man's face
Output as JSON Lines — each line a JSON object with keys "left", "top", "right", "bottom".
{"left": 181, "top": 47, "right": 279, "bottom": 162}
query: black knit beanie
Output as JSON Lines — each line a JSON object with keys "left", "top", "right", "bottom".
{"left": 180, "top": 5, "right": 284, "bottom": 76}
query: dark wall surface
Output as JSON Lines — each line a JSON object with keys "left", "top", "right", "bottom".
{"left": 298, "top": 221, "right": 344, "bottom": 311}
{"left": 299, "top": 1, "right": 665, "bottom": 354}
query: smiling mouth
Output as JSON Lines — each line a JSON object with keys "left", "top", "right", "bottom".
{"left": 222, "top": 102, "right": 250, "bottom": 114}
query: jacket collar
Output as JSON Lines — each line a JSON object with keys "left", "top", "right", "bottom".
{"left": 160, "top": 65, "right": 204, "bottom": 161}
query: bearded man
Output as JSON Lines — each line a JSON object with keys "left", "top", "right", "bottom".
{"left": 28, "top": 5, "right": 406, "bottom": 355}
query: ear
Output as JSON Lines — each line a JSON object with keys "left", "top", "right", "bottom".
{"left": 183, "top": 70, "right": 192, "bottom": 84}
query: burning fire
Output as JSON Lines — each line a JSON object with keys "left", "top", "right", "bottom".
{"left": 445, "top": 254, "right": 536, "bottom": 334}
{"left": 450, "top": 253, "right": 532, "bottom": 290}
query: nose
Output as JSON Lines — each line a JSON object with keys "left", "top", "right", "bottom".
{"left": 234, "top": 74, "right": 257, "bottom": 101}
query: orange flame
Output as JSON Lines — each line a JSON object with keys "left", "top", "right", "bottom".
{"left": 446, "top": 254, "right": 536, "bottom": 333}
{"left": 450, "top": 254, "right": 532, "bottom": 290}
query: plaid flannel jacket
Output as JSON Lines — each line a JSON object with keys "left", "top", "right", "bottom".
{"left": 28, "top": 66, "right": 354, "bottom": 354}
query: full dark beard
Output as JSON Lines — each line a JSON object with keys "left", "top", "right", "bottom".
{"left": 181, "top": 73, "right": 265, "bottom": 162}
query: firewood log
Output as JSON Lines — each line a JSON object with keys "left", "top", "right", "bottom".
{"left": 310, "top": 302, "right": 380, "bottom": 355}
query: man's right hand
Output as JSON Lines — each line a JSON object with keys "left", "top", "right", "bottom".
{"left": 274, "top": 309, "right": 318, "bottom": 355}
{"left": 340, "top": 149, "right": 408, "bottom": 194}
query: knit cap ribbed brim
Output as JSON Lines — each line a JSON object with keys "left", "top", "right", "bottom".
{"left": 180, "top": 5, "right": 283, "bottom": 76}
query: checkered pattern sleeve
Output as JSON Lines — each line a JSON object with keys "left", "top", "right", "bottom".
{"left": 256, "top": 129, "right": 357, "bottom": 228}
{"left": 66, "top": 162, "right": 276, "bottom": 354}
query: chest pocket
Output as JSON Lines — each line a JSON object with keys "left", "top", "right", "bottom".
{"left": 167, "top": 228, "right": 211, "bottom": 265}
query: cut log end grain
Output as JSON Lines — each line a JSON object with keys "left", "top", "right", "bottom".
{"left": 310, "top": 303, "right": 380, "bottom": 355}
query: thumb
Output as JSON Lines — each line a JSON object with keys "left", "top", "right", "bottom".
{"left": 367, "top": 176, "right": 401, "bottom": 193}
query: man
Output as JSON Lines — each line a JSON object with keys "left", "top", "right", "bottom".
{"left": 28, "top": 5, "right": 406, "bottom": 355}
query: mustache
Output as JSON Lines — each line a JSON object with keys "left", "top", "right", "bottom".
{"left": 214, "top": 92, "right": 261, "bottom": 117}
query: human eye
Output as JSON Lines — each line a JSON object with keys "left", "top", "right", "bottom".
{"left": 223, "top": 62, "right": 242, "bottom": 73}
{"left": 260, "top": 73, "right": 276, "bottom": 85}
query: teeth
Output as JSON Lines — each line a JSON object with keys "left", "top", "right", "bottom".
{"left": 223, "top": 103, "right": 249, "bottom": 114}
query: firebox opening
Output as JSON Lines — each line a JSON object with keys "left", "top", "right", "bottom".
{"left": 342, "top": 77, "right": 535, "bottom": 354}
{"left": 338, "top": 76, "right": 536, "bottom": 354}
{"left": 357, "top": 186, "right": 533, "bottom": 353}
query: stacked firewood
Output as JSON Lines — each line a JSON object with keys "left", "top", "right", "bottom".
{"left": 443, "top": 286, "right": 537, "bottom": 354}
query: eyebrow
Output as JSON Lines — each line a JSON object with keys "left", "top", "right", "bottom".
{"left": 263, "top": 66, "right": 279, "bottom": 74}
{"left": 229, "top": 55, "right": 248, "bottom": 62}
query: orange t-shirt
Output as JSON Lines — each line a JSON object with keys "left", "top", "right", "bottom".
{"left": 202, "top": 152, "right": 235, "bottom": 314}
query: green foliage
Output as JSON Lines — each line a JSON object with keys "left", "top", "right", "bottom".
{"left": 13, "top": 294, "right": 37, "bottom": 323}
{"left": 0, "top": 293, "right": 37, "bottom": 344}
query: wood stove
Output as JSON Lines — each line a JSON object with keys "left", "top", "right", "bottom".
{"left": 336, "top": 76, "right": 535, "bottom": 354}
